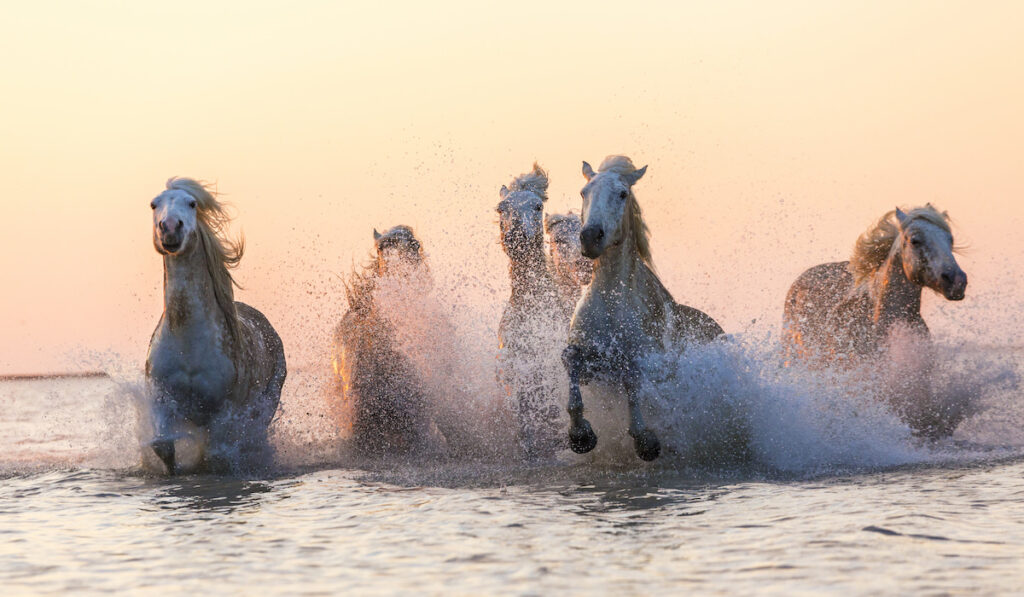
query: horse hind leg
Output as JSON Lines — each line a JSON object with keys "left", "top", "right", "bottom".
{"left": 626, "top": 381, "right": 660, "bottom": 462}
{"left": 562, "top": 345, "right": 597, "bottom": 454}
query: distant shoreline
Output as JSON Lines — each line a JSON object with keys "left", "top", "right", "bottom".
{"left": 0, "top": 371, "right": 108, "bottom": 382}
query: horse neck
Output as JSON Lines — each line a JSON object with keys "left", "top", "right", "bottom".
{"left": 162, "top": 244, "right": 227, "bottom": 337}
{"left": 508, "top": 246, "right": 553, "bottom": 303}
{"left": 590, "top": 222, "right": 644, "bottom": 300}
{"left": 869, "top": 248, "right": 922, "bottom": 329}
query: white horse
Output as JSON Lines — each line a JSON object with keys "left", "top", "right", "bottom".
{"left": 563, "top": 156, "right": 724, "bottom": 461}
{"left": 145, "top": 178, "right": 286, "bottom": 474}
{"left": 783, "top": 204, "right": 968, "bottom": 436}
{"left": 496, "top": 163, "right": 567, "bottom": 458}
{"left": 545, "top": 211, "right": 593, "bottom": 322}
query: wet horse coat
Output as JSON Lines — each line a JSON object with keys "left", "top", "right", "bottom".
{"left": 496, "top": 163, "right": 568, "bottom": 458}
{"left": 145, "top": 178, "right": 286, "bottom": 474}
{"left": 783, "top": 205, "right": 968, "bottom": 436}
{"left": 564, "top": 156, "right": 723, "bottom": 461}
{"left": 332, "top": 225, "right": 433, "bottom": 454}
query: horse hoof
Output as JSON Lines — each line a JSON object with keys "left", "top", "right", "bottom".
{"left": 150, "top": 438, "right": 176, "bottom": 475}
{"left": 569, "top": 420, "right": 598, "bottom": 454}
{"left": 633, "top": 430, "right": 661, "bottom": 461}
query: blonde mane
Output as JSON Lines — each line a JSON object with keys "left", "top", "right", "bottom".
{"left": 509, "top": 162, "right": 549, "bottom": 200}
{"left": 165, "top": 177, "right": 244, "bottom": 344}
{"left": 598, "top": 155, "right": 653, "bottom": 267}
{"left": 849, "top": 204, "right": 953, "bottom": 284}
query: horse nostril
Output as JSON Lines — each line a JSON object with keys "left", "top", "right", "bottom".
{"left": 941, "top": 272, "right": 954, "bottom": 285}
{"left": 175, "top": 220, "right": 183, "bottom": 231}
{"left": 581, "top": 227, "right": 604, "bottom": 246}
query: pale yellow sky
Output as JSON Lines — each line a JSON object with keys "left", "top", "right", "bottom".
{"left": 1, "top": 1, "right": 1022, "bottom": 374}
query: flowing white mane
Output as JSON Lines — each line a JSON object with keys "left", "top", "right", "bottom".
{"left": 164, "top": 177, "right": 244, "bottom": 344}
{"left": 850, "top": 204, "right": 954, "bottom": 284}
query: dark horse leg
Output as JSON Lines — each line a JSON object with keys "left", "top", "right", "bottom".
{"left": 562, "top": 345, "right": 597, "bottom": 454}
{"left": 150, "top": 438, "right": 176, "bottom": 475}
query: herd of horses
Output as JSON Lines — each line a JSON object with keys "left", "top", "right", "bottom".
{"left": 143, "top": 156, "right": 967, "bottom": 474}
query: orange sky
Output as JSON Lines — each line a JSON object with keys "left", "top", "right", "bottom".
{"left": 1, "top": 1, "right": 1022, "bottom": 374}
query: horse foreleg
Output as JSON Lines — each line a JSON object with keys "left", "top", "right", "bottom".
{"left": 562, "top": 345, "right": 597, "bottom": 454}
{"left": 626, "top": 378, "right": 660, "bottom": 461}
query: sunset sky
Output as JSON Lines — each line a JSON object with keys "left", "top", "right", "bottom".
{"left": 1, "top": 1, "right": 1022, "bottom": 374}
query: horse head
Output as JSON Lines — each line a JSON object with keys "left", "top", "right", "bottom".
{"left": 151, "top": 186, "right": 200, "bottom": 256}
{"left": 545, "top": 212, "right": 592, "bottom": 286}
{"left": 579, "top": 156, "right": 647, "bottom": 259}
{"left": 895, "top": 206, "right": 967, "bottom": 301}
{"left": 373, "top": 225, "right": 423, "bottom": 276}
{"left": 497, "top": 163, "right": 549, "bottom": 262}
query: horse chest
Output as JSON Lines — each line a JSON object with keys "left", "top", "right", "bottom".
{"left": 571, "top": 292, "right": 656, "bottom": 364}
{"left": 147, "top": 326, "right": 236, "bottom": 401}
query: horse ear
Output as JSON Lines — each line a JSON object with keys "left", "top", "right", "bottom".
{"left": 627, "top": 165, "right": 648, "bottom": 185}
{"left": 895, "top": 208, "right": 909, "bottom": 227}
{"left": 582, "top": 161, "right": 596, "bottom": 181}
{"left": 499, "top": 185, "right": 509, "bottom": 199}
{"left": 373, "top": 229, "right": 382, "bottom": 241}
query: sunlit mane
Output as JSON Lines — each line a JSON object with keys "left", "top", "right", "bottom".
{"left": 165, "top": 177, "right": 244, "bottom": 343}
{"left": 598, "top": 155, "right": 653, "bottom": 267}
{"left": 509, "top": 162, "right": 549, "bottom": 200}
{"left": 849, "top": 204, "right": 953, "bottom": 284}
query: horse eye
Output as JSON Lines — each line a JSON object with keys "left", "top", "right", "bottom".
{"left": 619, "top": 191, "right": 628, "bottom": 200}
{"left": 189, "top": 200, "right": 197, "bottom": 209}
{"left": 149, "top": 201, "right": 156, "bottom": 209}
{"left": 910, "top": 237, "right": 922, "bottom": 247}
{"left": 535, "top": 205, "right": 542, "bottom": 212}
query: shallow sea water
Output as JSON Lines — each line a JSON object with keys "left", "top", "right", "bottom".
{"left": 1, "top": 346, "right": 1023, "bottom": 595}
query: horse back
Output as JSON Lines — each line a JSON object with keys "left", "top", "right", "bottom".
{"left": 783, "top": 261, "right": 855, "bottom": 360}
{"left": 670, "top": 303, "right": 724, "bottom": 346}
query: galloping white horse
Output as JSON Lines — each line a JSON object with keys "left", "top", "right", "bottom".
{"left": 496, "top": 163, "right": 568, "bottom": 458}
{"left": 783, "top": 204, "right": 967, "bottom": 436}
{"left": 564, "top": 156, "right": 724, "bottom": 461}
{"left": 145, "top": 178, "right": 286, "bottom": 474}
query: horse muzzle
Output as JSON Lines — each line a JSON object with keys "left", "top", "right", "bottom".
{"left": 159, "top": 237, "right": 184, "bottom": 254}
{"left": 941, "top": 270, "right": 967, "bottom": 301}
{"left": 579, "top": 226, "right": 604, "bottom": 259}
